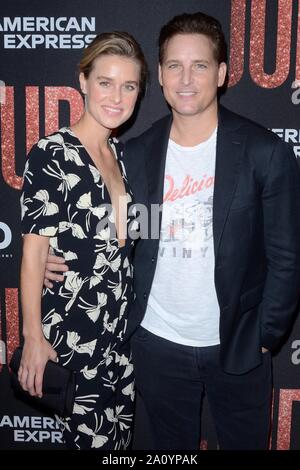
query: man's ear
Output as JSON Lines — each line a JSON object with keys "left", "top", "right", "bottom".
{"left": 218, "top": 62, "right": 227, "bottom": 88}
{"left": 158, "top": 64, "right": 163, "bottom": 87}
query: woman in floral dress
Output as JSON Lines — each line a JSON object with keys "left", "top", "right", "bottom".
{"left": 18, "top": 32, "right": 147, "bottom": 450}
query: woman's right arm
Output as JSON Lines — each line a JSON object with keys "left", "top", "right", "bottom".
{"left": 19, "top": 234, "right": 58, "bottom": 398}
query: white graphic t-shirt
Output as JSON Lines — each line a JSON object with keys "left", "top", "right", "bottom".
{"left": 141, "top": 127, "right": 220, "bottom": 346}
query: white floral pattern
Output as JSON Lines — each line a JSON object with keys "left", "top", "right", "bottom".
{"left": 21, "top": 128, "right": 136, "bottom": 450}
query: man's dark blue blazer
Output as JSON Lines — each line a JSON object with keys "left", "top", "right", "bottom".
{"left": 124, "top": 105, "right": 300, "bottom": 374}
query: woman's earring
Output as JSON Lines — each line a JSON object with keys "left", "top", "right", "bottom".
{"left": 84, "top": 93, "right": 88, "bottom": 111}
{"left": 81, "top": 89, "right": 88, "bottom": 111}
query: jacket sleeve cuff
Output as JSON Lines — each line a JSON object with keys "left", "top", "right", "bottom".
{"left": 260, "top": 328, "right": 284, "bottom": 352}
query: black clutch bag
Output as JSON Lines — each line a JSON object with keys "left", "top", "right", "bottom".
{"left": 9, "top": 346, "right": 76, "bottom": 417}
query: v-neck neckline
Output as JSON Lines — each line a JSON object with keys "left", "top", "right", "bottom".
{"left": 63, "top": 127, "right": 130, "bottom": 249}
{"left": 65, "top": 126, "right": 119, "bottom": 174}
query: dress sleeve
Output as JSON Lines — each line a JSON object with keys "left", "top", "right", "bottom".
{"left": 20, "top": 142, "right": 64, "bottom": 237}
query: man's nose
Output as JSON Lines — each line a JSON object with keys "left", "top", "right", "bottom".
{"left": 181, "top": 67, "right": 192, "bottom": 86}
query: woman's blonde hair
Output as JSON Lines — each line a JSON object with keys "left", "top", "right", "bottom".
{"left": 79, "top": 31, "right": 148, "bottom": 95}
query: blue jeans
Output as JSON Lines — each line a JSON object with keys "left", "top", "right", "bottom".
{"left": 131, "top": 326, "right": 272, "bottom": 450}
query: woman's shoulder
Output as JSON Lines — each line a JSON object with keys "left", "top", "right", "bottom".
{"left": 27, "top": 127, "right": 84, "bottom": 168}
{"left": 32, "top": 127, "right": 73, "bottom": 153}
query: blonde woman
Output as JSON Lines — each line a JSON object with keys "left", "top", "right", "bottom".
{"left": 19, "top": 32, "right": 147, "bottom": 449}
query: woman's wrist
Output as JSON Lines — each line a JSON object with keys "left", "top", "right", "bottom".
{"left": 23, "top": 326, "right": 44, "bottom": 341}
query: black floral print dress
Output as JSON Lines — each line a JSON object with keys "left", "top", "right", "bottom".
{"left": 21, "top": 127, "right": 137, "bottom": 450}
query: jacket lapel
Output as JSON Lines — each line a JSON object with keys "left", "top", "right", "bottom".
{"left": 146, "top": 115, "right": 172, "bottom": 231}
{"left": 213, "top": 107, "right": 245, "bottom": 257}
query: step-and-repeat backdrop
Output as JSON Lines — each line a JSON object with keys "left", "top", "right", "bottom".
{"left": 0, "top": 0, "right": 300, "bottom": 450}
